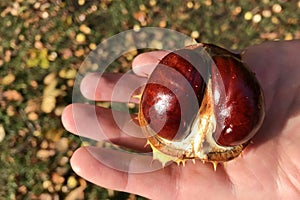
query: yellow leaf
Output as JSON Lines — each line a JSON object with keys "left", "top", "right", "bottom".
{"left": 43, "top": 72, "right": 56, "bottom": 85}
{"left": 41, "top": 79, "right": 64, "bottom": 113}
{"left": 37, "top": 149, "right": 55, "bottom": 160}
{"left": 41, "top": 95, "right": 56, "bottom": 113}
{"left": 0, "top": 125, "right": 5, "bottom": 143}
{"left": 59, "top": 68, "right": 77, "bottom": 79}
{"left": 66, "top": 16, "right": 73, "bottom": 25}
{"left": 67, "top": 176, "right": 78, "bottom": 189}
{"left": 79, "top": 24, "right": 91, "bottom": 34}
{"left": 40, "top": 58, "right": 50, "bottom": 69}
{"left": 1, "top": 73, "right": 15, "bottom": 85}
{"left": 26, "top": 58, "right": 39, "bottom": 67}
{"left": 78, "top": 0, "right": 85, "bottom": 6}
{"left": 39, "top": 48, "right": 48, "bottom": 58}
{"left": 44, "top": 128, "right": 64, "bottom": 142}
{"left": 76, "top": 33, "right": 86, "bottom": 43}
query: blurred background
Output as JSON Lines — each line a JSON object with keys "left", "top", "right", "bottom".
{"left": 0, "top": 0, "right": 299, "bottom": 199}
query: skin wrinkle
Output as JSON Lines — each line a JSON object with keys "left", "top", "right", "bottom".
{"left": 170, "top": 165, "right": 182, "bottom": 200}
{"left": 115, "top": 169, "right": 130, "bottom": 193}
{"left": 72, "top": 147, "right": 130, "bottom": 191}
{"left": 178, "top": 164, "right": 195, "bottom": 200}
{"left": 217, "top": 167, "right": 236, "bottom": 200}
{"left": 124, "top": 167, "right": 135, "bottom": 196}
{"left": 286, "top": 167, "right": 300, "bottom": 196}
{"left": 277, "top": 156, "right": 294, "bottom": 198}
{"left": 277, "top": 140, "right": 300, "bottom": 197}
{"left": 229, "top": 144, "right": 275, "bottom": 196}
{"left": 126, "top": 160, "right": 173, "bottom": 200}
{"left": 222, "top": 166, "right": 237, "bottom": 199}
{"left": 233, "top": 159, "right": 265, "bottom": 197}
{"left": 261, "top": 140, "right": 281, "bottom": 197}
{"left": 181, "top": 163, "right": 236, "bottom": 200}
{"left": 209, "top": 164, "right": 237, "bottom": 200}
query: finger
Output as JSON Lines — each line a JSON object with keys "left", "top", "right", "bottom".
{"left": 62, "top": 103, "right": 150, "bottom": 152}
{"left": 71, "top": 147, "right": 232, "bottom": 200}
{"left": 70, "top": 146, "right": 176, "bottom": 200}
{"left": 132, "top": 51, "right": 169, "bottom": 77}
{"left": 80, "top": 72, "right": 146, "bottom": 103}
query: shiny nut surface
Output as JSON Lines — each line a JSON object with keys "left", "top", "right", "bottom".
{"left": 138, "top": 43, "right": 265, "bottom": 165}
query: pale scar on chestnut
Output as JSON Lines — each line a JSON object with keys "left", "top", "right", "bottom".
{"left": 136, "top": 43, "right": 265, "bottom": 170}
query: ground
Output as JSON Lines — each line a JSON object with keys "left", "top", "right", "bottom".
{"left": 0, "top": 0, "right": 299, "bottom": 199}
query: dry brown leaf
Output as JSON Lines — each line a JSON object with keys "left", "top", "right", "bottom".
{"left": 25, "top": 99, "right": 39, "bottom": 113}
{"left": 61, "top": 48, "right": 73, "bottom": 60}
{"left": 37, "top": 149, "right": 55, "bottom": 160}
{"left": 44, "top": 128, "right": 64, "bottom": 142}
{"left": 79, "top": 24, "right": 91, "bottom": 34}
{"left": 28, "top": 112, "right": 38, "bottom": 121}
{"left": 39, "top": 193, "right": 52, "bottom": 200}
{"left": 133, "top": 11, "right": 146, "bottom": 23}
{"left": 74, "top": 49, "right": 85, "bottom": 57}
{"left": 65, "top": 186, "right": 85, "bottom": 200}
{"left": 55, "top": 137, "right": 69, "bottom": 152}
{"left": 58, "top": 68, "right": 77, "bottom": 79}
{"left": 51, "top": 172, "right": 65, "bottom": 184}
{"left": 3, "top": 90, "right": 23, "bottom": 101}
{"left": 43, "top": 72, "right": 56, "bottom": 85}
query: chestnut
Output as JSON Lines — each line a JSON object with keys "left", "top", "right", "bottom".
{"left": 138, "top": 43, "right": 265, "bottom": 168}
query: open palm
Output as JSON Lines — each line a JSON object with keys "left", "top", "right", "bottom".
{"left": 62, "top": 40, "right": 300, "bottom": 199}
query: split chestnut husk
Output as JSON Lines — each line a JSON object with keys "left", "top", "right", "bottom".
{"left": 137, "top": 43, "right": 265, "bottom": 168}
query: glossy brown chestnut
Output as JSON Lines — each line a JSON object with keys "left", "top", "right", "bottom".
{"left": 138, "top": 43, "right": 265, "bottom": 166}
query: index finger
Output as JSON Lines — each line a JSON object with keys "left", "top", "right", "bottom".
{"left": 132, "top": 50, "right": 169, "bottom": 77}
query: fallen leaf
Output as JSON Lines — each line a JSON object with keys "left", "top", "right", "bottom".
{"left": 133, "top": 11, "right": 146, "bottom": 23}
{"left": 76, "top": 33, "right": 86, "bottom": 43}
{"left": 52, "top": 172, "right": 65, "bottom": 184}
{"left": 37, "top": 149, "right": 55, "bottom": 160}
{"left": 67, "top": 176, "right": 78, "bottom": 189}
{"left": 59, "top": 68, "right": 77, "bottom": 79}
{"left": 0, "top": 125, "right": 5, "bottom": 143}
{"left": 3, "top": 90, "right": 23, "bottom": 101}
{"left": 61, "top": 48, "right": 73, "bottom": 60}
{"left": 1, "top": 73, "right": 15, "bottom": 85}
{"left": 39, "top": 193, "right": 52, "bottom": 200}
{"left": 25, "top": 99, "right": 39, "bottom": 113}
{"left": 41, "top": 79, "right": 65, "bottom": 113}
{"left": 55, "top": 137, "right": 69, "bottom": 152}
{"left": 43, "top": 72, "right": 56, "bottom": 85}
{"left": 65, "top": 186, "right": 85, "bottom": 200}
{"left": 44, "top": 128, "right": 64, "bottom": 142}
{"left": 74, "top": 49, "right": 85, "bottom": 57}
{"left": 79, "top": 24, "right": 91, "bottom": 34}
{"left": 28, "top": 112, "right": 38, "bottom": 121}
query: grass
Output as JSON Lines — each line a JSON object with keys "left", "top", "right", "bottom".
{"left": 0, "top": 0, "right": 299, "bottom": 199}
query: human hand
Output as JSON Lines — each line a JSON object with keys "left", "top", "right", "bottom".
{"left": 62, "top": 40, "right": 300, "bottom": 199}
